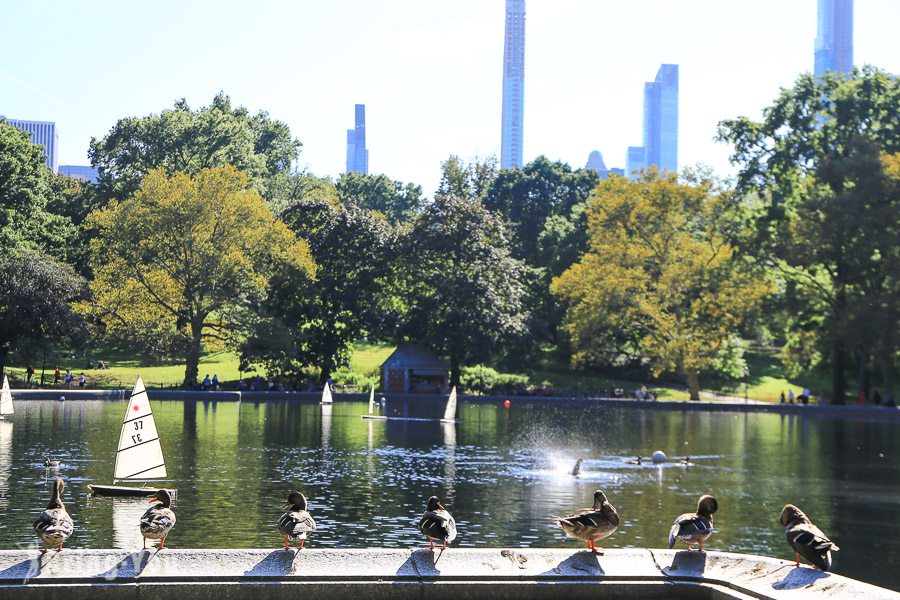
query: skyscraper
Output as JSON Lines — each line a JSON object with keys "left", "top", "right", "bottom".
{"left": 501, "top": 0, "right": 525, "bottom": 170}
{"left": 815, "top": 0, "right": 853, "bottom": 76}
{"left": 346, "top": 104, "right": 368, "bottom": 174}
{"left": 626, "top": 146, "right": 646, "bottom": 180}
{"left": 1, "top": 116, "right": 59, "bottom": 173}
{"left": 642, "top": 64, "right": 678, "bottom": 174}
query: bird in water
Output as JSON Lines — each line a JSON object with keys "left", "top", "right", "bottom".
{"left": 139, "top": 489, "right": 176, "bottom": 550}
{"left": 625, "top": 457, "right": 642, "bottom": 465}
{"left": 33, "top": 477, "right": 74, "bottom": 552}
{"left": 557, "top": 490, "right": 620, "bottom": 554}
{"left": 44, "top": 458, "right": 61, "bottom": 468}
{"left": 570, "top": 459, "right": 584, "bottom": 476}
{"left": 669, "top": 494, "right": 718, "bottom": 551}
{"left": 780, "top": 504, "right": 839, "bottom": 571}
{"left": 418, "top": 495, "right": 457, "bottom": 550}
{"left": 678, "top": 457, "right": 694, "bottom": 467}
{"left": 278, "top": 491, "right": 316, "bottom": 550}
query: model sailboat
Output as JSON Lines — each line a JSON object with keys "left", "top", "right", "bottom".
{"left": 320, "top": 381, "right": 333, "bottom": 405}
{"left": 88, "top": 376, "right": 176, "bottom": 497}
{"left": 361, "top": 383, "right": 386, "bottom": 420}
{"left": 0, "top": 375, "right": 13, "bottom": 419}
{"left": 440, "top": 386, "right": 458, "bottom": 423}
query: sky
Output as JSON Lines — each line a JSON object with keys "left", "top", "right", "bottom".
{"left": 2, "top": 1, "right": 899, "bottom": 197}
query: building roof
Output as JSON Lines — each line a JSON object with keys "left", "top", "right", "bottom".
{"left": 381, "top": 342, "right": 449, "bottom": 370}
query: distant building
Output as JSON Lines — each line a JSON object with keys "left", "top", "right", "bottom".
{"left": 642, "top": 64, "right": 679, "bottom": 174}
{"left": 609, "top": 167, "right": 624, "bottom": 178}
{"left": 1, "top": 116, "right": 59, "bottom": 173}
{"left": 626, "top": 146, "right": 646, "bottom": 180}
{"left": 501, "top": 0, "right": 526, "bottom": 170}
{"left": 815, "top": 0, "right": 853, "bottom": 76}
{"left": 380, "top": 342, "right": 449, "bottom": 394}
{"left": 59, "top": 165, "right": 98, "bottom": 183}
{"left": 585, "top": 150, "right": 608, "bottom": 178}
{"left": 345, "top": 104, "right": 368, "bottom": 174}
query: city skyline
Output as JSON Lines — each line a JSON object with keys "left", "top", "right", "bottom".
{"left": 2, "top": 1, "right": 898, "bottom": 196}
{"left": 346, "top": 103, "right": 368, "bottom": 174}
{"left": 815, "top": 0, "right": 854, "bottom": 76}
{"left": 500, "top": 0, "right": 526, "bottom": 170}
{"left": 1, "top": 116, "right": 59, "bottom": 173}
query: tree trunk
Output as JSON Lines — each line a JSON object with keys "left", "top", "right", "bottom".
{"left": 687, "top": 373, "right": 701, "bottom": 401}
{"left": 182, "top": 319, "right": 203, "bottom": 388}
{"left": 831, "top": 341, "right": 846, "bottom": 405}
{"left": 858, "top": 351, "right": 870, "bottom": 402}
{"left": 450, "top": 355, "right": 460, "bottom": 389}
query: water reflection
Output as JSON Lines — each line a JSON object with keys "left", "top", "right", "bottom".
{"left": 0, "top": 399, "right": 899, "bottom": 591}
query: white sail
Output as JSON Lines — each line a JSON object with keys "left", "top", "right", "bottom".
{"left": 113, "top": 376, "right": 167, "bottom": 480}
{"left": 368, "top": 383, "right": 375, "bottom": 414}
{"left": 321, "top": 381, "right": 333, "bottom": 405}
{"left": 0, "top": 375, "right": 13, "bottom": 416}
{"left": 441, "top": 386, "right": 457, "bottom": 422}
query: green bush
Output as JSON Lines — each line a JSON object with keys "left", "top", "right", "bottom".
{"left": 460, "top": 365, "right": 529, "bottom": 394}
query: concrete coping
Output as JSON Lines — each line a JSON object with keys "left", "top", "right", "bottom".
{"left": 0, "top": 548, "right": 896, "bottom": 599}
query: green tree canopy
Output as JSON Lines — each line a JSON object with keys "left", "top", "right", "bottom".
{"left": 335, "top": 171, "right": 424, "bottom": 223}
{"left": 397, "top": 194, "right": 530, "bottom": 386}
{"left": 717, "top": 67, "right": 900, "bottom": 402}
{"left": 0, "top": 121, "right": 75, "bottom": 261}
{"left": 0, "top": 251, "right": 88, "bottom": 378}
{"left": 552, "top": 169, "right": 772, "bottom": 400}
{"left": 241, "top": 194, "right": 397, "bottom": 383}
{"left": 89, "top": 92, "right": 301, "bottom": 203}
{"left": 83, "top": 166, "right": 315, "bottom": 387}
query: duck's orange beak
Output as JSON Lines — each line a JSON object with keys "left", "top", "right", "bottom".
{"left": 146, "top": 495, "right": 158, "bottom": 502}
{"left": 281, "top": 502, "right": 292, "bottom": 511}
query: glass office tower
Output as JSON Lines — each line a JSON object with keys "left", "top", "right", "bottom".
{"left": 642, "top": 64, "right": 678, "bottom": 174}
{"left": 346, "top": 104, "right": 368, "bottom": 174}
{"left": 501, "top": 0, "right": 525, "bottom": 170}
{"left": 1, "top": 116, "right": 59, "bottom": 173}
{"left": 815, "top": 0, "right": 853, "bottom": 76}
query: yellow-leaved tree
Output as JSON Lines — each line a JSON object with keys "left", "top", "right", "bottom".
{"left": 552, "top": 168, "right": 772, "bottom": 400}
{"left": 83, "top": 166, "right": 316, "bottom": 387}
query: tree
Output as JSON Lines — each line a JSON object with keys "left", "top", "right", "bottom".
{"left": 89, "top": 92, "right": 301, "bottom": 204}
{"left": 483, "top": 156, "right": 600, "bottom": 344}
{"left": 552, "top": 169, "right": 772, "bottom": 400}
{"left": 335, "top": 171, "right": 424, "bottom": 223}
{"left": 435, "top": 155, "right": 498, "bottom": 201}
{"left": 0, "top": 121, "right": 75, "bottom": 261}
{"left": 242, "top": 195, "right": 397, "bottom": 383}
{"left": 717, "top": 67, "right": 900, "bottom": 403}
{"left": 83, "top": 166, "right": 315, "bottom": 387}
{"left": 397, "top": 194, "right": 530, "bottom": 387}
{"left": 0, "top": 251, "right": 88, "bottom": 379}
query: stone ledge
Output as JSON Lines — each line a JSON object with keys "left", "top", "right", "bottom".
{"left": 0, "top": 548, "right": 896, "bottom": 599}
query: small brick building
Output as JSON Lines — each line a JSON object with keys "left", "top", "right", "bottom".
{"left": 380, "top": 343, "right": 449, "bottom": 394}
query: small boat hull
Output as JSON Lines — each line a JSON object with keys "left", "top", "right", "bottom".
{"left": 88, "top": 484, "right": 177, "bottom": 499}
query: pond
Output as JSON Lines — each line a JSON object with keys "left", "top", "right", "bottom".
{"left": 0, "top": 396, "right": 898, "bottom": 591}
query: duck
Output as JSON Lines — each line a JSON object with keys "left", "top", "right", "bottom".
{"left": 557, "top": 489, "right": 620, "bottom": 554}
{"left": 625, "top": 457, "right": 642, "bottom": 465}
{"left": 678, "top": 457, "right": 694, "bottom": 467}
{"left": 418, "top": 495, "right": 457, "bottom": 550}
{"left": 33, "top": 476, "right": 74, "bottom": 552}
{"left": 44, "top": 458, "right": 61, "bottom": 468}
{"left": 570, "top": 459, "right": 584, "bottom": 476}
{"left": 669, "top": 494, "right": 718, "bottom": 551}
{"left": 139, "top": 489, "right": 176, "bottom": 550}
{"left": 780, "top": 504, "right": 839, "bottom": 571}
{"left": 278, "top": 491, "right": 316, "bottom": 550}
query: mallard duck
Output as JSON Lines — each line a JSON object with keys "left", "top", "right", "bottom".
{"left": 570, "top": 459, "right": 584, "bottom": 476}
{"left": 780, "top": 504, "right": 839, "bottom": 571}
{"left": 33, "top": 477, "right": 74, "bottom": 552}
{"left": 44, "top": 458, "right": 61, "bottom": 468}
{"left": 139, "top": 489, "right": 176, "bottom": 549}
{"left": 557, "top": 489, "right": 619, "bottom": 554}
{"left": 678, "top": 457, "right": 694, "bottom": 467}
{"left": 669, "top": 494, "right": 718, "bottom": 551}
{"left": 278, "top": 491, "right": 316, "bottom": 550}
{"left": 418, "top": 495, "right": 457, "bottom": 550}
{"left": 625, "top": 457, "right": 642, "bottom": 465}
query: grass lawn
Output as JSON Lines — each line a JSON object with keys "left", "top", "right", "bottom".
{"left": 3, "top": 341, "right": 828, "bottom": 403}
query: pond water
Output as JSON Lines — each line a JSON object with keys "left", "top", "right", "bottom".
{"left": 0, "top": 397, "right": 898, "bottom": 591}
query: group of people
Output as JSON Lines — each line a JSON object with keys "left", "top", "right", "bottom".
{"left": 780, "top": 387, "right": 817, "bottom": 405}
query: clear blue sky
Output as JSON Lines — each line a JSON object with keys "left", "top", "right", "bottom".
{"left": 2, "top": 1, "right": 898, "bottom": 196}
